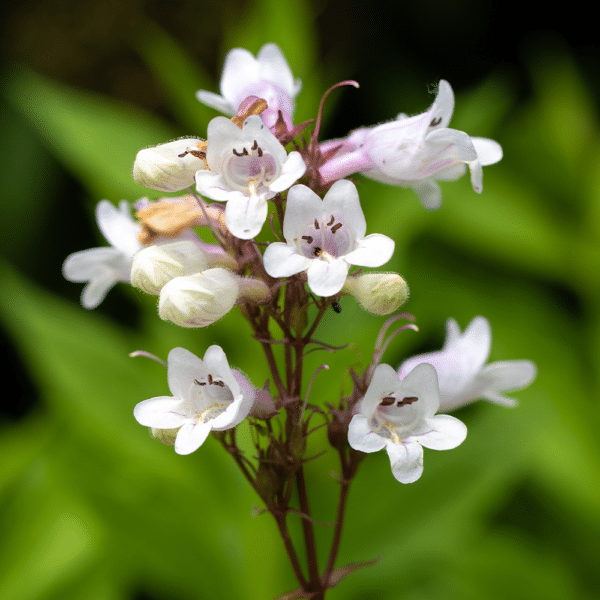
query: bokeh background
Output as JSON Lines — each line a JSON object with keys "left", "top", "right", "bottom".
{"left": 1, "top": 1, "right": 600, "bottom": 599}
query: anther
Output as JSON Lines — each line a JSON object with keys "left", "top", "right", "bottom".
{"left": 430, "top": 117, "right": 442, "bottom": 127}
{"left": 313, "top": 247, "right": 322, "bottom": 256}
{"left": 327, "top": 215, "right": 335, "bottom": 226}
{"left": 314, "top": 219, "right": 320, "bottom": 230}
{"left": 251, "top": 140, "right": 258, "bottom": 150}
{"left": 380, "top": 396, "right": 396, "bottom": 406}
{"left": 242, "top": 147, "right": 249, "bottom": 156}
{"left": 178, "top": 151, "right": 189, "bottom": 158}
{"left": 302, "top": 235, "right": 314, "bottom": 244}
{"left": 208, "top": 374, "right": 213, "bottom": 384}
{"left": 194, "top": 379, "right": 206, "bottom": 386}
{"left": 397, "top": 396, "right": 418, "bottom": 406}
{"left": 257, "top": 147, "right": 263, "bottom": 157}
{"left": 331, "top": 223, "right": 342, "bottom": 234}
{"left": 232, "top": 148, "right": 244, "bottom": 156}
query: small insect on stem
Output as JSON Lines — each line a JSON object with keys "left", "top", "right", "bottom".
{"left": 332, "top": 301, "right": 342, "bottom": 314}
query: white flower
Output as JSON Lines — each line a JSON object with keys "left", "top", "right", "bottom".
{"left": 133, "top": 139, "right": 206, "bottom": 192}
{"left": 62, "top": 200, "right": 142, "bottom": 308}
{"left": 196, "top": 43, "right": 301, "bottom": 130}
{"left": 397, "top": 316, "right": 537, "bottom": 412}
{"left": 319, "top": 80, "right": 502, "bottom": 209}
{"left": 134, "top": 346, "right": 255, "bottom": 455}
{"left": 348, "top": 363, "right": 467, "bottom": 483}
{"left": 158, "top": 268, "right": 239, "bottom": 328}
{"left": 196, "top": 115, "right": 305, "bottom": 239}
{"left": 263, "top": 180, "right": 394, "bottom": 297}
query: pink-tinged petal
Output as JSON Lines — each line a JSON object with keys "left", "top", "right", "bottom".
{"left": 202, "top": 345, "right": 239, "bottom": 397}
{"left": 220, "top": 48, "right": 261, "bottom": 103}
{"left": 283, "top": 184, "right": 324, "bottom": 241}
{"left": 306, "top": 257, "right": 348, "bottom": 297}
{"left": 343, "top": 233, "right": 394, "bottom": 267}
{"left": 257, "top": 43, "right": 300, "bottom": 96}
{"left": 472, "top": 137, "right": 503, "bottom": 166}
{"left": 174, "top": 420, "right": 212, "bottom": 455}
{"left": 269, "top": 151, "right": 306, "bottom": 193}
{"left": 263, "top": 242, "right": 312, "bottom": 278}
{"left": 386, "top": 440, "right": 424, "bottom": 483}
{"left": 195, "top": 90, "right": 235, "bottom": 115}
{"left": 134, "top": 397, "right": 187, "bottom": 428}
{"left": 348, "top": 414, "right": 387, "bottom": 453}
{"left": 322, "top": 179, "right": 366, "bottom": 239}
{"left": 474, "top": 360, "right": 537, "bottom": 407}
{"left": 195, "top": 171, "right": 233, "bottom": 201}
{"left": 443, "top": 318, "right": 462, "bottom": 348}
{"left": 414, "top": 414, "right": 467, "bottom": 450}
{"left": 224, "top": 193, "right": 268, "bottom": 239}
{"left": 167, "top": 347, "right": 206, "bottom": 401}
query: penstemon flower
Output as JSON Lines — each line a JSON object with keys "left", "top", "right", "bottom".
{"left": 348, "top": 363, "right": 467, "bottom": 483}
{"left": 196, "top": 43, "right": 301, "bottom": 131}
{"left": 397, "top": 316, "right": 537, "bottom": 411}
{"left": 196, "top": 115, "right": 306, "bottom": 239}
{"left": 63, "top": 200, "right": 142, "bottom": 308}
{"left": 263, "top": 180, "right": 394, "bottom": 297}
{"left": 134, "top": 346, "right": 255, "bottom": 455}
{"left": 319, "top": 80, "right": 502, "bottom": 209}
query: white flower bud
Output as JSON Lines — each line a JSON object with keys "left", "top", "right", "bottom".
{"left": 131, "top": 241, "right": 209, "bottom": 295}
{"left": 343, "top": 272, "right": 409, "bottom": 315}
{"left": 158, "top": 268, "right": 239, "bottom": 327}
{"left": 133, "top": 139, "right": 206, "bottom": 192}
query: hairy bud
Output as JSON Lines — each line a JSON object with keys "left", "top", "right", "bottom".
{"left": 131, "top": 241, "right": 209, "bottom": 295}
{"left": 133, "top": 139, "right": 206, "bottom": 192}
{"left": 343, "top": 272, "right": 409, "bottom": 315}
{"left": 158, "top": 268, "right": 239, "bottom": 327}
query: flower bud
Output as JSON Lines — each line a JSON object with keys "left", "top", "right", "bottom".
{"left": 151, "top": 427, "right": 180, "bottom": 446}
{"left": 237, "top": 277, "right": 271, "bottom": 304}
{"left": 343, "top": 272, "right": 409, "bottom": 315}
{"left": 158, "top": 268, "right": 239, "bottom": 327}
{"left": 131, "top": 241, "right": 209, "bottom": 295}
{"left": 133, "top": 139, "right": 206, "bottom": 192}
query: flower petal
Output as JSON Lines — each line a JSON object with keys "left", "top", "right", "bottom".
{"left": 167, "top": 347, "right": 206, "bottom": 401}
{"left": 224, "top": 193, "right": 268, "bottom": 239}
{"left": 360, "top": 363, "right": 404, "bottom": 418}
{"left": 411, "top": 179, "right": 442, "bottom": 210}
{"left": 472, "top": 137, "right": 503, "bottom": 166}
{"left": 269, "top": 151, "right": 306, "bottom": 193}
{"left": 195, "top": 90, "right": 235, "bottom": 115}
{"left": 134, "top": 396, "right": 187, "bottom": 428}
{"left": 257, "top": 43, "right": 300, "bottom": 96}
{"left": 343, "top": 233, "right": 394, "bottom": 267}
{"left": 195, "top": 171, "right": 234, "bottom": 202}
{"left": 174, "top": 420, "right": 212, "bottom": 455}
{"left": 283, "top": 184, "right": 324, "bottom": 242}
{"left": 348, "top": 414, "right": 387, "bottom": 453}
{"left": 322, "top": 179, "right": 366, "bottom": 239}
{"left": 97, "top": 200, "right": 141, "bottom": 256}
{"left": 263, "top": 242, "right": 312, "bottom": 278}
{"left": 306, "top": 257, "right": 349, "bottom": 297}
{"left": 414, "top": 414, "right": 467, "bottom": 450}
{"left": 386, "top": 440, "right": 424, "bottom": 483}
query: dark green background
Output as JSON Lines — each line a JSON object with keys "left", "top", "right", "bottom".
{"left": 1, "top": 1, "right": 599, "bottom": 599}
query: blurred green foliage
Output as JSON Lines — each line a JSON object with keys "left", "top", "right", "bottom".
{"left": 1, "top": 0, "right": 600, "bottom": 598}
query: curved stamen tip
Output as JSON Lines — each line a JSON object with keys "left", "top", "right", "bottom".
{"left": 312, "top": 81, "right": 361, "bottom": 147}
{"left": 129, "top": 350, "right": 167, "bottom": 368}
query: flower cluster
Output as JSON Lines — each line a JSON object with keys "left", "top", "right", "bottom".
{"left": 63, "top": 42, "right": 535, "bottom": 597}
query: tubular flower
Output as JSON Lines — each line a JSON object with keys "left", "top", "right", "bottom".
{"left": 134, "top": 346, "right": 255, "bottom": 455}
{"left": 196, "top": 115, "right": 305, "bottom": 239}
{"left": 263, "top": 180, "right": 394, "bottom": 297}
{"left": 63, "top": 200, "right": 142, "bottom": 308}
{"left": 397, "top": 316, "right": 537, "bottom": 412}
{"left": 319, "top": 80, "right": 502, "bottom": 209}
{"left": 196, "top": 43, "right": 301, "bottom": 130}
{"left": 348, "top": 363, "right": 467, "bottom": 483}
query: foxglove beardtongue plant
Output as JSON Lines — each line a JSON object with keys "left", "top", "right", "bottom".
{"left": 62, "top": 41, "right": 536, "bottom": 600}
